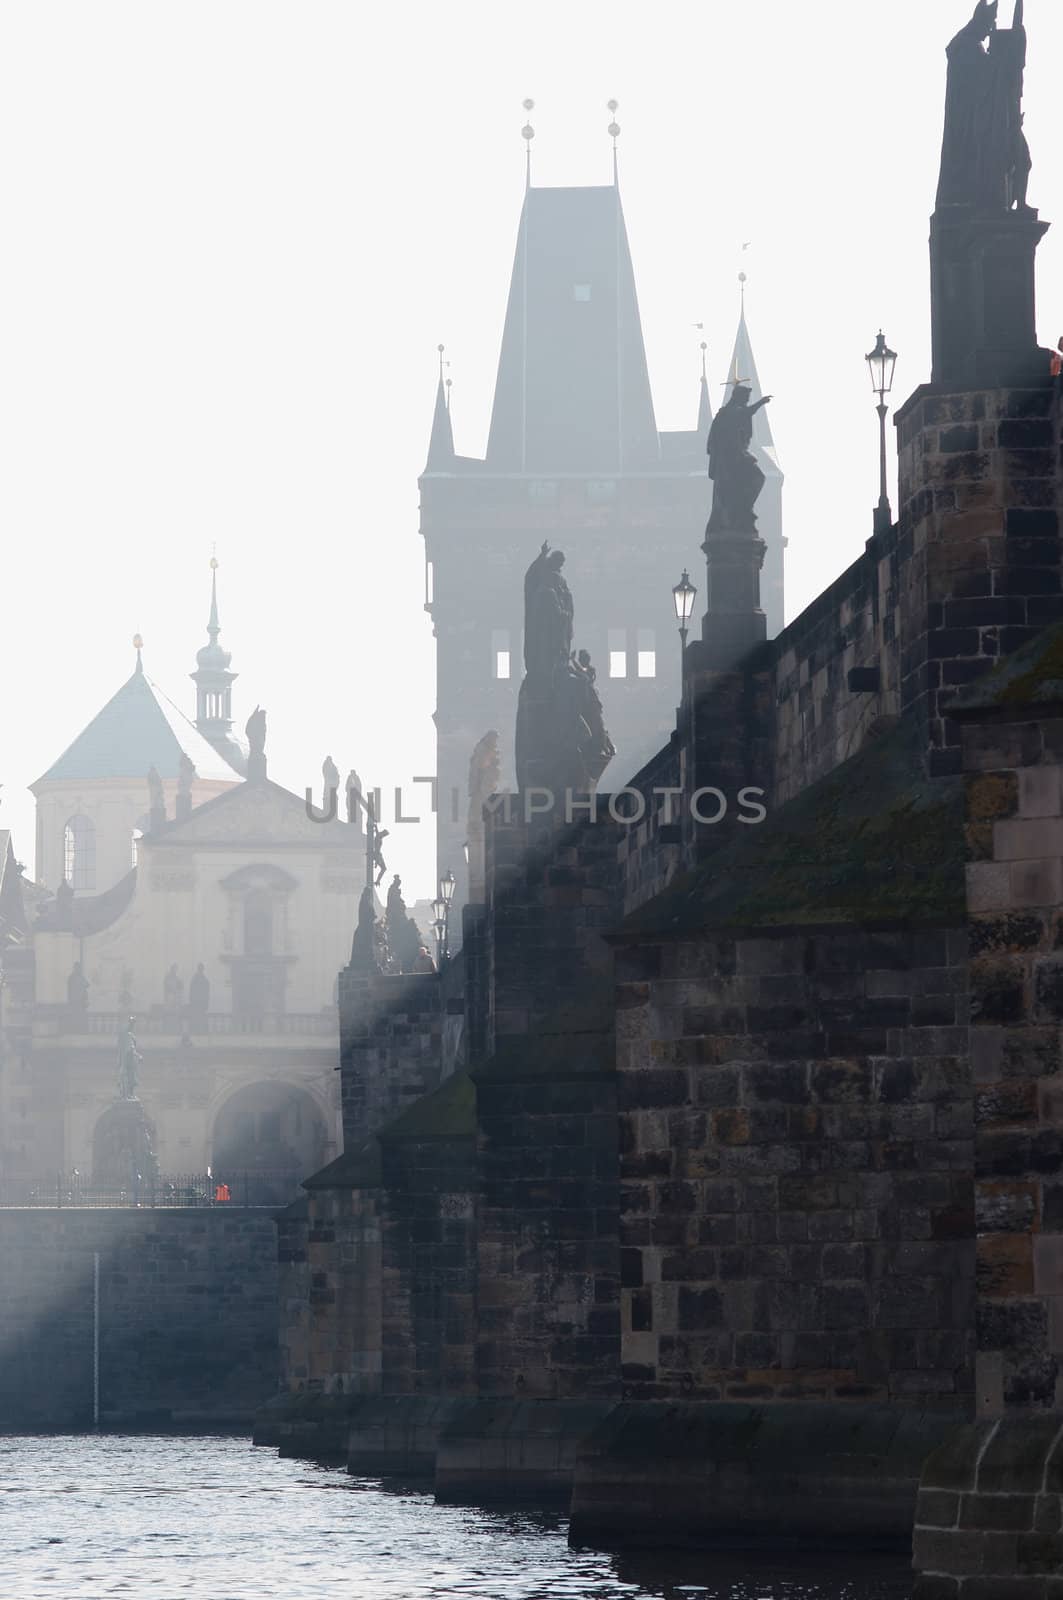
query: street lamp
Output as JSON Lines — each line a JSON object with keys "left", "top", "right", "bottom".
{"left": 672, "top": 569, "right": 697, "bottom": 657}
{"left": 866, "top": 330, "right": 898, "bottom": 535}
{"left": 437, "top": 869, "right": 456, "bottom": 961}
{"left": 431, "top": 896, "right": 446, "bottom": 965}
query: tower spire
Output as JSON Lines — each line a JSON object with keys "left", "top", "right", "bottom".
{"left": 191, "top": 555, "right": 239, "bottom": 761}
{"left": 607, "top": 100, "right": 620, "bottom": 186}
{"left": 426, "top": 344, "right": 455, "bottom": 469}
{"left": 697, "top": 341, "right": 712, "bottom": 436}
{"left": 522, "top": 100, "right": 535, "bottom": 190}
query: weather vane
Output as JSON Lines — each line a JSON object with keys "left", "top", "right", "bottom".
{"left": 522, "top": 99, "right": 535, "bottom": 187}
{"left": 607, "top": 99, "right": 620, "bottom": 182}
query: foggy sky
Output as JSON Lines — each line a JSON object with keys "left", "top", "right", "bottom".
{"left": 2, "top": 0, "right": 1061, "bottom": 897}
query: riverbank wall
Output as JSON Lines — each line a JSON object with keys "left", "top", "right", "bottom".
{"left": 0, "top": 1208, "right": 278, "bottom": 1429}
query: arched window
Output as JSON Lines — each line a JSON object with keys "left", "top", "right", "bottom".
{"left": 63, "top": 815, "right": 96, "bottom": 892}
{"left": 244, "top": 889, "right": 273, "bottom": 956}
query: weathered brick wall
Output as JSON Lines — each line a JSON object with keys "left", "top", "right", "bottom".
{"left": 962, "top": 708, "right": 1063, "bottom": 1412}
{"left": 615, "top": 927, "right": 974, "bottom": 1409}
{"left": 338, "top": 970, "right": 445, "bottom": 1149}
{"left": 0, "top": 1207, "right": 278, "bottom": 1427}
{"left": 619, "top": 736, "right": 683, "bottom": 915}
{"left": 476, "top": 809, "right": 623, "bottom": 1400}
{"left": 379, "top": 1130, "right": 478, "bottom": 1397}
{"left": 297, "top": 1177, "right": 383, "bottom": 1396}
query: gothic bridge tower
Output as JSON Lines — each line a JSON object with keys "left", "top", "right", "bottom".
{"left": 420, "top": 128, "right": 784, "bottom": 909}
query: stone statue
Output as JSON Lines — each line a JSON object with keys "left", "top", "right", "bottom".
{"left": 514, "top": 544, "right": 613, "bottom": 798}
{"left": 189, "top": 962, "right": 209, "bottom": 1018}
{"left": 349, "top": 884, "right": 381, "bottom": 975}
{"left": 385, "top": 875, "right": 422, "bottom": 974}
{"left": 177, "top": 752, "right": 196, "bottom": 798}
{"left": 66, "top": 960, "right": 89, "bottom": 1012}
{"left": 147, "top": 765, "right": 166, "bottom": 823}
{"left": 937, "top": 1, "right": 1032, "bottom": 212}
{"left": 322, "top": 755, "right": 340, "bottom": 809}
{"left": 345, "top": 769, "right": 363, "bottom": 832}
{"left": 706, "top": 384, "right": 773, "bottom": 536}
{"left": 116, "top": 1018, "right": 142, "bottom": 1100}
{"left": 245, "top": 706, "right": 267, "bottom": 757}
{"left": 163, "top": 963, "right": 183, "bottom": 1012}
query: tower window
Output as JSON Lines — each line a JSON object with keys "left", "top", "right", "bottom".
{"left": 637, "top": 629, "right": 657, "bottom": 678}
{"left": 63, "top": 814, "right": 96, "bottom": 892}
{"left": 608, "top": 628, "right": 627, "bottom": 679}
{"left": 527, "top": 480, "right": 558, "bottom": 504}
{"left": 573, "top": 284, "right": 592, "bottom": 302}
{"left": 491, "top": 629, "right": 511, "bottom": 680}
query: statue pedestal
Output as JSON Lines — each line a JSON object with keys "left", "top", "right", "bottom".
{"left": 930, "top": 208, "right": 1050, "bottom": 388}
{"left": 92, "top": 1098, "right": 159, "bottom": 1187}
{"left": 698, "top": 527, "right": 767, "bottom": 672}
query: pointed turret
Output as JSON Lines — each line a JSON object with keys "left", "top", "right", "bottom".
{"left": 697, "top": 343, "right": 713, "bottom": 439}
{"left": 425, "top": 352, "right": 455, "bottom": 471}
{"left": 724, "top": 298, "right": 779, "bottom": 465}
{"left": 190, "top": 560, "right": 247, "bottom": 775}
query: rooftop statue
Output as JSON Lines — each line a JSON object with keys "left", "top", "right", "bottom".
{"left": 706, "top": 384, "right": 773, "bottom": 536}
{"left": 515, "top": 544, "right": 613, "bottom": 798}
{"left": 245, "top": 705, "right": 267, "bottom": 757}
{"left": 117, "top": 1018, "right": 142, "bottom": 1101}
{"left": 937, "top": 0, "right": 1032, "bottom": 213}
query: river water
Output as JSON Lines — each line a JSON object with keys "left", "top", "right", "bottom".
{"left": 0, "top": 1435, "right": 913, "bottom": 1600}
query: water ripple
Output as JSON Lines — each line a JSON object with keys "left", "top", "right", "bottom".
{"left": 0, "top": 1435, "right": 912, "bottom": 1600}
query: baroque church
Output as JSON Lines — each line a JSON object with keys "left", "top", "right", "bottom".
{"left": 0, "top": 566, "right": 365, "bottom": 1196}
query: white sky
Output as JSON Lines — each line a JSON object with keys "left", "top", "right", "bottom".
{"left": 2, "top": 0, "right": 1062, "bottom": 899}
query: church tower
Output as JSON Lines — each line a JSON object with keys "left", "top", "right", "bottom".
{"left": 420, "top": 133, "right": 785, "bottom": 908}
{"left": 191, "top": 559, "right": 247, "bottom": 776}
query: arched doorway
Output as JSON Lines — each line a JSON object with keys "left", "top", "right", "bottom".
{"left": 211, "top": 1081, "right": 327, "bottom": 1205}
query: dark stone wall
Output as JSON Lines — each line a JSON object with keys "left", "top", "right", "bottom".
{"left": 475, "top": 808, "right": 623, "bottom": 1400}
{"left": 0, "top": 1208, "right": 277, "bottom": 1428}
{"left": 337, "top": 970, "right": 444, "bottom": 1150}
{"left": 615, "top": 927, "right": 975, "bottom": 1410}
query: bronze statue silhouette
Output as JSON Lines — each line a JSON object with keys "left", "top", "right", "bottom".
{"left": 706, "top": 384, "right": 773, "bottom": 535}
{"left": 245, "top": 706, "right": 267, "bottom": 757}
{"left": 937, "top": 0, "right": 1033, "bottom": 213}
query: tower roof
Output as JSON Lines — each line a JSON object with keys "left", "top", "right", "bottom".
{"left": 34, "top": 658, "right": 241, "bottom": 787}
{"left": 194, "top": 561, "right": 234, "bottom": 678}
{"left": 425, "top": 371, "right": 455, "bottom": 470}
{"left": 485, "top": 184, "right": 659, "bottom": 473}
{"left": 725, "top": 308, "right": 782, "bottom": 472}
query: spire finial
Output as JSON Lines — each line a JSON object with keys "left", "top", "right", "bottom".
{"left": 521, "top": 99, "right": 535, "bottom": 189}
{"left": 739, "top": 269, "right": 748, "bottom": 315}
{"left": 437, "top": 342, "right": 445, "bottom": 381}
{"left": 700, "top": 340, "right": 708, "bottom": 381}
{"left": 207, "top": 548, "right": 220, "bottom": 641}
{"left": 133, "top": 633, "right": 144, "bottom": 675}
{"left": 607, "top": 99, "right": 620, "bottom": 185}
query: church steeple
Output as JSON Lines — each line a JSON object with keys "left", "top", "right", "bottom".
{"left": 697, "top": 342, "right": 712, "bottom": 438}
{"left": 724, "top": 281, "right": 779, "bottom": 460}
{"left": 425, "top": 346, "right": 455, "bottom": 470}
{"left": 191, "top": 558, "right": 240, "bottom": 762}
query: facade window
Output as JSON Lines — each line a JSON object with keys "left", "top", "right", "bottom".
{"left": 573, "top": 283, "right": 592, "bottom": 301}
{"left": 608, "top": 628, "right": 627, "bottom": 679}
{"left": 637, "top": 628, "right": 657, "bottom": 678}
{"left": 63, "top": 814, "right": 96, "bottom": 892}
{"left": 492, "top": 629, "right": 511, "bottom": 680}
{"left": 244, "top": 889, "right": 274, "bottom": 957}
{"left": 527, "top": 480, "right": 558, "bottom": 504}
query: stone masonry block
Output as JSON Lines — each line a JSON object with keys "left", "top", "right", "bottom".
{"left": 995, "top": 819, "right": 1063, "bottom": 862}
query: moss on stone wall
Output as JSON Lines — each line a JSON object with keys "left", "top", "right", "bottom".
{"left": 952, "top": 618, "right": 1063, "bottom": 710}
{"left": 379, "top": 1069, "right": 476, "bottom": 1141}
{"left": 627, "top": 717, "right": 965, "bottom": 936}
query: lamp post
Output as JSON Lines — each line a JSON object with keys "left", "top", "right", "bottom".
{"left": 866, "top": 330, "right": 898, "bottom": 535}
{"left": 672, "top": 568, "right": 697, "bottom": 664}
{"left": 432, "top": 897, "right": 446, "bottom": 966}
{"left": 437, "top": 869, "right": 456, "bottom": 963}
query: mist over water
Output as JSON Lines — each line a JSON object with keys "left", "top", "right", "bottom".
{"left": 0, "top": 1435, "right": 911, "bottom": 1599}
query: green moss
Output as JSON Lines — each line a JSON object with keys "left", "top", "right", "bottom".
{"left": 952, "top": 619, "right": 1063, "bottom": 710}
{"left": 627, "top": 716, "right": 965, "bottom": 937}
{"left": 379, "top": 1069, "right": 476, "bottom": 1142}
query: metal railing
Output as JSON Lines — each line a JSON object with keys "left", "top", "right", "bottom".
{"left": 0, "top": 1169, "right": 306, "bottom": 1209}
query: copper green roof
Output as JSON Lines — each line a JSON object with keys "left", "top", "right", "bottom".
{"left": 35, "top": 664, "right": 240, "bottom": 786}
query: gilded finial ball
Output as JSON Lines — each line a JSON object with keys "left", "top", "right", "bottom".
{"left": 608, "top": 122, "right": 621, "bottom": 139}
{"left": 133, "top": 633, "right": 143, "bottom": 650}
{"left": 607, "top": 99, "right": 619, "bottom": 112}
{"left": 700, "top": 341, "right": 707, "bottom": 352}
{"left": 437, "top": 343, "right": 444, "bottom": 354}
{"left": 522, "top": 123, "right": 535, "bottom": 141}
{"left": 523, "top": 98, "right": 535, "bottom": 112}
{"left": 209, "top": 555, "right": 219, "bottom": 570}
{"left": 739, "top": 271, "right": 747, "bottom": 284}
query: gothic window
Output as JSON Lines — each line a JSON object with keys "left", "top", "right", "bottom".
{"left": 637, "top": 628, "right": 657, "bottom": 678}
{"left": 63, "top": 814, "right": 96, "bottom": 891}
{"left": 608, "top": 628, "right": 628, "bottom": 679}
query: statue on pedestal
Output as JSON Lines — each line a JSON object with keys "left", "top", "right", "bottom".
{"left": 514, "top": 544, "right": 613, "bottom": 799}
{"left": 116, "top": 1018, "right": 142, "bottom": 1100}
{"left": 937, "top": 1, "right": 1033, "bottom": 214}
{"left": 189, "top": 962, "right": 209, "bottom": 1021}
{"left": 66, "top": 961, "right": 89, "bottom": 1013}
{"left": 706, "top": 384, "right": 773, "bottom": 536}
